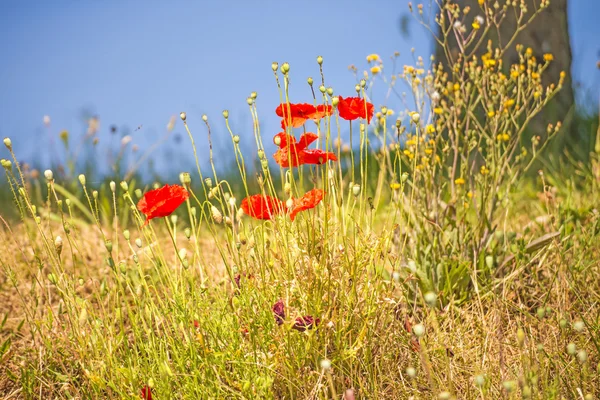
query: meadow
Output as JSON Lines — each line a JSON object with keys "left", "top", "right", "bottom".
{"left": 1, "top": 1, "right": 600, "bottom": 399}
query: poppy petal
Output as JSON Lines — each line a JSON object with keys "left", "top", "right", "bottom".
{"left": 241, "top": 195, "right": 285, "bottom": 220}
{"left": 337, "top": 96, "right": 374, "bottom": 123}
{"left": 297, "top": 133, "right": 319, "bottom": 150}
{"left": 137, "top": 184, "right": 189, "bottom": 225}
{"left": 290, "top": 189, "right": 325, "bottom": 221}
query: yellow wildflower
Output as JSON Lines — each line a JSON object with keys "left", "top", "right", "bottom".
{"left": 472, "top": 21, "right": 480, "bottom": 30}
{"left": 375, "top": 112, "right": 382, "bottom": 119}
{"left": 426, "top": 125, "right": 436, "bottom": 134}
{"left": 467, "top": 191, "right": 474, "bottom": 199}
{"left": 531, "top": 72, "right": 540, "bottom": 80}
{"left": 453, "top": 83, "right": 460, "bottom": 91}
{"left": 478, "top": 0, "right": 484, "bottom": 5}
{"left": 455, "top": 177, "right": 466, "bottom": 185}
{"left": 386, "top": 109, "right": 394, "bottom": 116}
{"left": 487, "top": 110, "right": 495, "bottom": 118}
{"left": 533, "top": 91, "right": 541, "bottom": 99}
{"left": 526, "top": 47, "right": 533, "bottom": 56}
{"left": 511, "top": 70, "right": 519, "bottom": 79}
{"left": 366, "top": 54, "right": 381, "bottom": 63}
{"left": 425, "top": 148, "right": 433, "bottom": 155}
{"left": 543, "top": 53, "right": 553, "bottom": 62}
{"left": 371, "top": 65, "right": 381, "bottom": 75}
{"left": 390, "top": 183, "right": 402, "bottom": 190}
{"left": 480, "top": 165, "right": 490, "bottom": 175}
{"left": 504, "top": 99, "right": 515, "bottom": 108}
{"left": 496, "top": 133, "right": 510, "bottom": 142}
{"left": 434, "top": 107, "right": 443, "bottom": 115}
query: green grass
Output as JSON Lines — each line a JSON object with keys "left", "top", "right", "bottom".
{"left": 1, "top": 2, "right": 600, "bottom": 398}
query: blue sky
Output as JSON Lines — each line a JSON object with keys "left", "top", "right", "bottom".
{"left": 0, "top": 0, "right": 598, "bottom": 177}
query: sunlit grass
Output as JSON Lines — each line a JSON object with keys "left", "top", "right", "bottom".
{"left": 1, "top": 0, "right": 599, "bottom": 398}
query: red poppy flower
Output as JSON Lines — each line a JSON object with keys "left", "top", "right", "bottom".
{"left": 276, "top": 103, "right": 316, "bottom": 128}
{"left": 141, "top": 386, "right": 152, "bottom": 400}
{"left": 289, "top": 189, "right": 325, "bottom": 221}
{"left": 241, "top": 194, "right": 285, "bottom": 220}
{"left": 277, "top": 103, "right": 333, "bottom": 128}
{"left": 337, "top": 96, "right": 374, "bottom": 123}
{"left": 292, "top": 315, "right": 320, "bottom": 332}
{"left": 273, "top": 132, "right": 337, "bottom": 168}
{"left": 137, "top": 184, "right": 189, "bottom": 225}
{"left": 310, "top": 104, "right": 333, "bottom": 121}
{"left": 272, "top": 299, "right": 285, "bottom": 326}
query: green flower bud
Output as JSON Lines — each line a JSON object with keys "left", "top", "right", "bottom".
{"left": 3, "top": 138, "right": 12, "bottom": 149}
{"left": 78, "top": 174, "right": 86, "bottom": 186}
{"left": 412, "top": 323, "right": 425, "bottom": 337}
{"left": 316, "top": 55, "right": 323, "bottom": 65}
{"left": 222, "top": 110, "right": 229, "bottom": 119}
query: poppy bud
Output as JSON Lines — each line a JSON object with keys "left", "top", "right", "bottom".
{"left": 225, "top": 216, "right": 232, "bottom": 226}
{"left": 110, "top": 181, "right": 116, "bottom": 192}
{"left": 55, "top": 236, "right": 63, "bottom": 256}
{"left": 92, "top": 190, "right": 98, "bottom": 199}
{"left": 204, "top": 177, "right": 212, "bottom": 188}
{"left": 123, "top": 230, "right": 130, "bottom": 241}
{"left": 316, "top": 55, "right": 323, "bottom": 65}
{"left": 178, "top": 248, "right": 187, "bottom": 260}
{"left": 332, "top": 97, "right": 339, "bottom": 107}
{"left": 78, "top": 174, "right": 86, "bottom": 186}
{"left": 284, "top": 183, "right": 291, "bottom": 194}
{"left": 411, "top": 113, "right": 420, "bottom": 123}
{"left": 250, "top": 91, "right": 257, "bottom": 99}
{"left": 105, "top": 240, "right": 113, "bottom": 252}
{"left": 236, "top": 208, "right": 244, "bottom": 222}
{"left": 180, "top": 172, "right": 191, "bottom": 186}
{"left": 184, "top": 228, "right": 191, "bottom": 239}
{"left": 280, "top": 62, "right": 290, "bottom": 74}
{"left": 355, "top": 85, "right": 361, "bottom": 93}
{"left": 120, "top": 181, "right": 128, "bottom": 191}
{"left": 286, "top": 198, "right": 294, "bottom": 209}
{"left": 412, "top": 323, "right": 425, "bottom": 337}
{"left": 135, "top": 238, "right": 142, "bottom": 248}
{"left": 401, "top": 172, "right": 409, "bottom": 182}
{"left": 135, "top": 189, "right": 142, "bottom": 198}
{"left": 307, "top": 77, "right": 314, "bottom": 86}
{"left": 271, "top": 62, "right": 278, "bottom": 72}
{"left": 211, "top": 206, "right": 223, "bottom": 224}
{"left": 202, "top": 114, "right": 208, "bottom": 122}
{"left": 360, "top": 79, "right": 366, "bottom": 88}
{"left": 319, "top": 85, "right": 326, "bottom": 93}
{"left": 44, "top": 169, "right": 54, "bottom": 181}
{"left": 261, "top": 159, "right": 268, "bottom": 170}
{"left": 222, "top": 110, "right": 229, "bottom": 119}
{"left": 352, "top": 184, "right": 361, "bottom": 197}
{"left": 246, "top": 97, "right": 253, "bottom": 105}
{"left": 3, "top": 138, "right": 12, "bottom": 150}
{"left": 171, "top": 215, "right": 178, "bottom": 225}
{"left": 233, "top": 135, "right": 240, "bottom": 144}
{"left": 180, "top": 112, "right": 187, "bottom": 121}
{"left": 1, "top": 159, "right": 12, "bottom": 171}
{"left": 424, "top": 291, "right": 437, "bottom": 306}
{"left": 326, "top": 87, "right": 333, "bottom": 96}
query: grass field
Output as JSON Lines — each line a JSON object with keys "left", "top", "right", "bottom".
{"left": 1, "top": 1, "right": 600, "bottom": 398}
